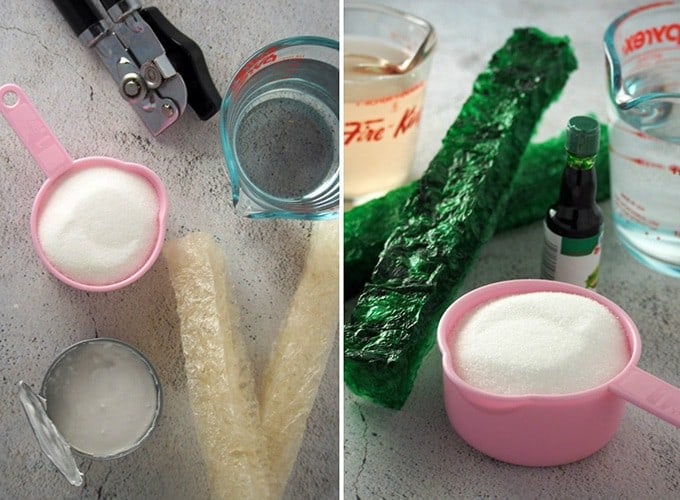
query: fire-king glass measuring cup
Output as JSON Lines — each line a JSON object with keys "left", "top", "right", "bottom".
{"left": 0, "top": 84, "right": 168, "bottom": 291}
{"left": 437, "top": 279, "right": 680, "bottom": 467}
{"left": 605, "top": 2, "right": 680, "bottom": 277}
{"left": 344, "top": 3, "right": 436, "bottom": 206}
{"left": 220, "top": 36, "right": 339, "bottom": 220}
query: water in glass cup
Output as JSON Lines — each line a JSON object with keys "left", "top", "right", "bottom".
{"left": 221, "top": 37, "right": 339, "bottom": 220}
{"left": 605, "top": 3, "right": 680, "bottom": 277}
{"left": 235, "top": 59, "right": 338, "bottom": 200}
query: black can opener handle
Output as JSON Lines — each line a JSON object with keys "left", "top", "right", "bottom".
{"left": 51, "top": 0, "right": 221, "bottom": 134}
{"left": 100, "top": 0, "right": 221, "bottom": 119}
{"left": 138, "top": 7, "right": 222, "bottom": 121}
{"left": 51, "top": 0, "right": 186, "bottom": 135}
{"left": 52, "top": 0, "right": 102, "bottom": 36}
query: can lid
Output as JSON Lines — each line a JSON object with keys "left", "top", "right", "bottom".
{"left": 18, "top": 381, "right": 83, "bottom": 487}
{"left": 566, "top": 115, "right": 600, "bottom": 157}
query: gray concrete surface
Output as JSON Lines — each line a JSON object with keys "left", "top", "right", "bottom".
{"left": 0, "top": 1, "right": 338, "bottom": 499}
{"left": 344, "top": 1, "right": 680, "bottom": 498}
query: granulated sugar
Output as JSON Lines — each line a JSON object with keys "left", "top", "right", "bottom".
{"left": 453, "top": 291, "right": 629, "bottom": 395}
{"left": 37, "top": 166, "right": 159, "bottom": 286}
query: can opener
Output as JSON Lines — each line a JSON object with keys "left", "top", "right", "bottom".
{"left": 51, "top": 0, "right": 222, "bottom": 135}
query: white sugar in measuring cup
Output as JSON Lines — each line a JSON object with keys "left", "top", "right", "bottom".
{"left": 0, "top": 84, "right": 168, "bottom": 292}
{"left": 437, "top": 279, "right": 680, "bottom": 467}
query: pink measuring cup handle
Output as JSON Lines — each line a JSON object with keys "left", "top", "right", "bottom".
{"left": 609, "top": 366, "right": 680, "bottom": 427}
{"left": 0, "top": 83, "right": 72, "bottom": 178}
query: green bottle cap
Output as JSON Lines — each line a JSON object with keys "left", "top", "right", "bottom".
{"left": 566, "top": 116, "right": 599, "bottom": 157}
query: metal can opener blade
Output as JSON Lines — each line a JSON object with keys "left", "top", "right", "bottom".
{"left": 52, "top": 0, "right": 221, "bottom": 136}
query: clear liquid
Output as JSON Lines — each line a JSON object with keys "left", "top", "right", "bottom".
{"left": 344, "top": 36, "right": 429, "bottom": 202}
{"left": 229, "top": 59, "right": 339, "bottom": 205}
{"left": 619, "top": 69, "right": 680, "bottom": 141}
{"left": 236, "top": 95, "right": 335, "bottom": 199}
{"left": 608, "top": 72, "right": 680, "bottom": 275}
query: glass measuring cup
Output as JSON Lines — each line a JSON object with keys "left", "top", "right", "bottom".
{"left": 437, "top": 279, "right": 680, "bottom": 467}
{"left": 604, "top": 2, "right": 680, "bottom": 277}
{"left": 344, "top": 3, "right": 436, "bottom": 206}
{"left": 0, "top": 84, "right": 168, "bottom": 291}
{"left": 220, "top": 37, "right": 339, "bottom": 220}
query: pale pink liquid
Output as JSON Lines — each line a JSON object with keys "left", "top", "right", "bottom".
{"left": 344, "top": 36, "right": 429, "bottom": 204}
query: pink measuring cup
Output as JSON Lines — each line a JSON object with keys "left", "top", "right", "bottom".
{"left": 0, "top": 84, "right": 168, "bottom": 292}
{"left": 437, "top": 279, "right": 680, "bottom": 467}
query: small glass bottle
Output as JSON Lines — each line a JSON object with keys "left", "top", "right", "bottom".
{"left": 540, "top": 115, "right": 603, "bottom": 289}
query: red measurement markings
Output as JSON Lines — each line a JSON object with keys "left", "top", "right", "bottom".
{"left": 625, "top": 50, "right": 680, "bottom": 66}
{"left": 614, "top": 193, "right": 660, "bottom": 229}
{"left": 609, "top": 140, "right": 680, "bottom": 175}
{"left": 632, "top": 157, "right": 664, "bottom": 170}
{"left": 352, "top": 82, "right": 424, "bottom": 107}
{"left": 610, "top": 148, "right": 664, "bottom": 170}
{"left": 344, "top": 106, "right": 421, "bottom": 146}
{"left": 278, "top": 55, "right": 304, "bottom": 77}
{"left": 610, "top": 121, "right": 660, "bottom": 140}
{"left": 231, "top": 47, "right": 278, "bottom": 94}
{"left": 620, "top": 192, "right": 645, "bottom": 211}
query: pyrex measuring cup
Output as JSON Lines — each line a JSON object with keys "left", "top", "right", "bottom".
{"left": 437, "top": 279, "right": 679, "bottom": 467}
{"left": 605, "top": 2, "right": 680, "bottom": 277}
{"left": 0, "top": 84, "right": 168, "bottom": 291}
{"left": 220, "top": 37, "right": 339, "bottom": 220}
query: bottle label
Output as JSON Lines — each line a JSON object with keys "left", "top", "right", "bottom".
{"left": 541, "top": 223, "right": 603, "bottom": 289}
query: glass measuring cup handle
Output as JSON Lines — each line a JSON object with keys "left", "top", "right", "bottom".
{"left": 609, "top": 366, "right": 680, "bottom": 427}
{"left": 0, "top": 84, "right": 73, "bottom": 179}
